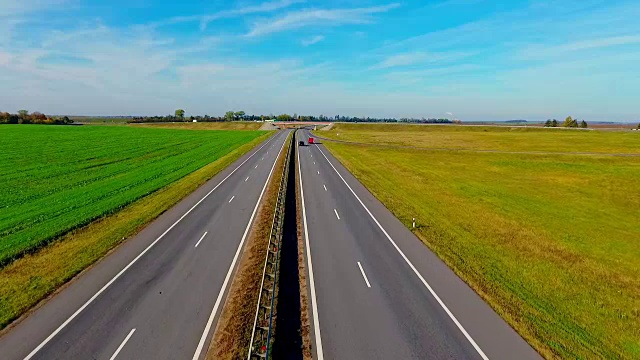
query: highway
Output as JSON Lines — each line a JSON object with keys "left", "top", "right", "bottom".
{"left": 0, "top": 129, "right": 291, "bottom": 360}
{"left": 296, "top": 129, "right": 542, "bottom": 360}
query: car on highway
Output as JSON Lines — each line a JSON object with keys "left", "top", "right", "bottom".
{"left": 298, "top": 140, "right": 305, "bottom": 146}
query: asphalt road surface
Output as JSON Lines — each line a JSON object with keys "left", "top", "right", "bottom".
{"left": 297, "top": 130, "right": 542, "bottom": 360}
{"left": 0, "top": 130, "right": 291, "bottom": 360}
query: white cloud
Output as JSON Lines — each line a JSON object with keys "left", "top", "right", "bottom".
{"left": 560, "top": 34, "right": 640, "bottom": 51}
{"left": 149, "top": 0, "right": 303, "bottom": 31}
{"left": 0, "top": 0, "right": 66, "bottom": 17}
{"left": 371, "top": 52, "right": 431, "bottom": 69}
{"left": 370, "top": 51, "right": 473, "bottom": 70}
{"left": 0, "top": 51, "right": 12, "bottom": 66}
{"left": 301, "top": 35, "right": 325, "bottom": 46}
{"left": 246, "top": 3, "right": 400, "bottom": 37}
{"left": 519, "top": 34, "right": 640, "bottom": 59}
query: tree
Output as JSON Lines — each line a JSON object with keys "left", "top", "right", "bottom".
{"left": 175, "top": 109, "right": 185, "bottom": 119}
{"left": 276, "top": 114, "right": 292, "bottom": 121}
{"left": 234, "top": 111, "right": 245, "bottom": 120}
{"left": 551, "top": 119, "right": 558, "bottom": 127}
{"left": 580, "top": 120, "right": 588, "bottom": 128}
{"left": 18, "top": 110, "right": 29, "bottom": 119}
{"left": 31, "top": 112, "right": 47, "bottom": 121}
{"left": 544, "top": 119, "right": 552, "bottom": 127}
{"left": 637, "top": 123, "right": 640, "bottom": 129}
{"left": 563, "top": 116, "right": 578, "bottom": 128}
{"left": 225, "top": 111, "right": 235, "bottom": 121}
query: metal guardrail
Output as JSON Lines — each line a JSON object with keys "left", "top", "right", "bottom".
{"left": 247, "top": 133, "right": 293, "bottom": 360}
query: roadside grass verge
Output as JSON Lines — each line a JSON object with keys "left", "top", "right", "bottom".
{"left": 132, "top": 122, "right": 263, "bottom": 131}
{"left": 0, "top": 133, "right": 270, "bottom": 330}
{"left": 207, "top": 132, "right": 291, "bottom": 359}
{"left": 0, "top": 125, "right": 264, "bottom": 266}
{"left": 322, "top": 127, "right": 640, "bottom": 359}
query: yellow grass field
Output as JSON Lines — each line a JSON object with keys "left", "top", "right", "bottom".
{"left": 319, "top": 124, "right": 640, "bottom": 359}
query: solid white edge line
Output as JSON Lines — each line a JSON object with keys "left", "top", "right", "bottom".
{"left": 316, "top": 145, "right": 490, "bottom": 360}
{"left": 357, "top": 262, "right": 371, "bottom": 288}
{"left": 108, "top": 328, "right": 136, "bottom": 360}
{"left": 298, "top": 136, "right": 325, "bottom": 360}
{"left": 195, "top": 232, "right": 208, "bottom": 248}
{"left": 191, "top": 131, "right": 289, "bottom": 360}
{"left": 22, "top": 132, "right": 278, "bottom": 360}
{"left": 228, "top": 195, "right": 235, "bottom": 203}
{"left": 334, "top": 209, "right": 340, "bottom": 220}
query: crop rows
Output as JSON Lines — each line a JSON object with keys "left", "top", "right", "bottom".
{"left": 0, "top": 125, "right": 264, "bottom": 266}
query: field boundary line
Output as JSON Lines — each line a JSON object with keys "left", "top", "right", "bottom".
{"left": 22, "top": 133, "right": 278, "bottom": 360}
{"left": 315, "top": 142, "right": 490, "bottom": 360}
{"left": 192, "top": 131, "right": 289, "bottom": 360}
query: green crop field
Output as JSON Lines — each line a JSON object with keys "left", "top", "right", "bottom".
{"left": 133, "top": 121, "right": 264, "bottom": 131}
{"left": 0, "top": 125, "right": 264, "bottom": 266}
{"left": 319, "top": 124, "right": 640, "bottom": 359}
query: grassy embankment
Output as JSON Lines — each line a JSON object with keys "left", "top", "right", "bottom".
{"left": 319, "top": 124, "right": 640, "bottom": 359}
{"left": 208, "top": 132, "right": 292, "bottom": 359}
{"left": 0, "top": 125, "right": 269, "bottom": 329}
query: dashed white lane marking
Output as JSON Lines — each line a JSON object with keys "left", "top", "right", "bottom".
{"left": 245, "top": 176, "right": 250, "bottom": 182}
{"left": 109, "top": 328, "right": 136, "bottom": 360}
{"left": 334, "top": 209, "right": 340, "bottom": 220}
{"left": 357, "top": 262, "right": 371, "bottom": 288}
{"left": 323, "top": 185, "right": 327, "bottom": 191}
{"left": 317, "top": 171, "right": 320, "bottom": 175}
{"left": 195, "top": 232, "right": 208, "bottom": 248}
{"left": 229, "top": 195, "right": 235, "bottom": 203}
{"left": 255, "top": 165, "right": 258, "bottom": 169}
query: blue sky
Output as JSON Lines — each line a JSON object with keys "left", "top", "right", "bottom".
{"left": 0, "top": 0, "right": 639, "bottom": 121}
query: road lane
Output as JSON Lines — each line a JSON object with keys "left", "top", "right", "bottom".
{"left": 0, "top": 130, "right": 291, "bottom": 360}
{"left": 297, "top": 130, "right": 541, "bottom": 360}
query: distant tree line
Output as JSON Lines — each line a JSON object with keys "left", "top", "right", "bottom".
{"left": 544, "top": 116, "right": 588, "bottom": 128}
{"left": 128, "top": 109, "right": 458, "bottom": 124}
{"left": 0, "top": 110, "right": 73, "bottom": 125}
